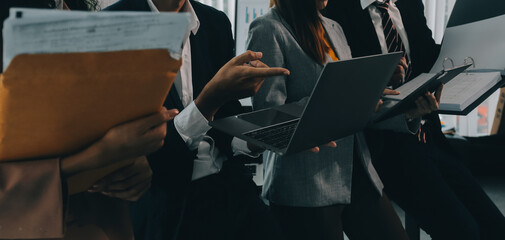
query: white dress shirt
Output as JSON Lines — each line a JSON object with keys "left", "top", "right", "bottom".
{"left": 361, "top": 0, "right": 411, "bottom": 60}
{"left": 147, "top": 0, "right": 255, "bottom": 180}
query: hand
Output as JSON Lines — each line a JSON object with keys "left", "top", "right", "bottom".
{"left": 388, "top": 57, "right": 408, "bottom": 88}
{"left": 308, "top": 141, "right": 338, "bottom": 153}
{"left": 376, "top": 89, "right": 400, "bottom": 112}
{"left": 195, "top": 51, "right": 290, "bottom": 120}
{"left": 417, "top": 126, "right": 427, "bottom": 144}
{"left": 96, "top": 108, "right": 179, "bottom": 167}
{"left": 88, "top": 156, "right": 152, "bottom": 202}
{"left": 405, "top": 84, "right": 443, "bottom": 119}
{"left": 61, "top": 108, "right": 179, "bottom": 176}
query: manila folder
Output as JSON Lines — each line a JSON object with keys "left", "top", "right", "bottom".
{"left": 0, "top": 49, "right": 181, "bottom": 162}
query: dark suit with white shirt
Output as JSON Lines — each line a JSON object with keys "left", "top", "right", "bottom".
{"left": 107, "top": 1, "right": 283, "bottom": 240}
{"left": 324, "top": 0, "right": 505, "bottom": 239}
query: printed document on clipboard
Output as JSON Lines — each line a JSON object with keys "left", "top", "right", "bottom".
{"left": 374, "top": 62, "right": 472, "bottom": 122}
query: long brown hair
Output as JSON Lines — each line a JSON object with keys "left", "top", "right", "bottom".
{"left": 272, "top": 0, "right": 329, "bottom": 64}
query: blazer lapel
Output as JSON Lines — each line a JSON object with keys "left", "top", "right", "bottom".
{"left": 350, "top": 1, "right": 383, "bottom": 56}
{"left": 320, "top": 17, "right": 350, "bottom": 60}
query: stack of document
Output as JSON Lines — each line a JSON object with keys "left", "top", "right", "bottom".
{"left": 3, "top": 8, "right": 191, "bottom": 69}
{"left": 439, "top": 71, "right": 502, "bottom": 112}
{"left": 1, "top": 8, "right": 191, "bottom": 194}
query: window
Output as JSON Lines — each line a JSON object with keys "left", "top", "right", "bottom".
{"left": 98, "top": 0, "right": 502, "bottom": 136}
{"left": 423, "top": 0, "right": 501, "bottom": 137}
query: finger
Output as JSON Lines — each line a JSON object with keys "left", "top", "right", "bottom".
{"left": 392, "top": 73, "right": 405, "bottom": 83}
{"left": 394, "top": 65, "right": 405, "bottom": 74}
{"left": 100, "top": 173, "right": 146, "bottom": 192}
{"left": 253, "top": 79, "right": 266, "bottom": 94}
{"left": 375, "top": 99, "right": 383, "bottom": 112}
{"left": 435, "top": 84, "right": 444, "bottom": 103}
{"left": 229, "top": 51, "right": 263, "bottom": 66}
{"left": 324, "top": 141, "right": 337, "bottom": 148}
{"left": 102, "top": 179, "right": 151, "bottom": 202}
{"left": 132, "top": 109, "right": 171, "bottom": 134}
{"left": 399, "top": 57, "right": 408, "bottom": 69}
{"left": 309, "top": 147, "right": 320, "bottom": 153}
{"left": 166, "top": 109, "right": 180, "bottom": 120}
{"left": 89, "top": 164, "right": 138, "bottom": 192}
{"left": 423, "top": 131, "right": 427, "bottom": 144}
{"left": 249, "top": 60, "right": 269, "bottom": 68}
{"left": 383, "top": 89, "right": 400, "bottom": 95}
{"left": 243, "top": 67, "right": 290, "bottom": 78}
{"left": 143, "top": 121, "right": 167, "bottom": 140}
{"left": 425, "top": 93, "right": 439, "bottom": 111}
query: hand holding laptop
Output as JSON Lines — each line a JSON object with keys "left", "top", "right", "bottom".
{"left": 195, "top": 51, "right": 290, "bottom": 120}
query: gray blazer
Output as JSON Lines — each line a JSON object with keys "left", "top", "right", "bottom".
{"left": 247, "top": 8, "right": 419, "bottom": 207}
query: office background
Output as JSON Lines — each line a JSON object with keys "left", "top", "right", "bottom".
{"left": 94, "top": 0, "right": 504, "bottom": 239}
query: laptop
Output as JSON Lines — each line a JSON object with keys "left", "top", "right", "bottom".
{"left": 210, "top": 52, "right": 403, "bottom": 156}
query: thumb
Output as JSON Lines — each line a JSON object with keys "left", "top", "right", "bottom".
{"left": 435, "top": 84, "right": 444, "bottom": 103}
{"left": 383, "top": 89, "right": 400, "bottom": 95}
{"left": 230, "top": 51, "right": 263, "bottom": 66}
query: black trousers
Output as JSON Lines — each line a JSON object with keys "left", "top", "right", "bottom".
{"left": 372, "top": 131, "right": 505, "bottom": 240}
{"left": 175, "top": 160, "right": 283, "bottom": 240}
{"left": 130, "top": 160, "right": 283, "bottom": 240}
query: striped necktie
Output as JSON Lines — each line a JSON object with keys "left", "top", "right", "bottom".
{"left": 374, "top": 0, "right": 412, "bottom": 87}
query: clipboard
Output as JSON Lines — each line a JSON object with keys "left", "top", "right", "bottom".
{"left": 374, "top": 61, "right": 472, "bottom": 122}
{"left": 0, "top": 49, "right": 181, "bottom": 194}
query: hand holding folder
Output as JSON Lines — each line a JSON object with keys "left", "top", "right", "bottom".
{"left": 0, "top": 49, "right": 181, "bottom": 194}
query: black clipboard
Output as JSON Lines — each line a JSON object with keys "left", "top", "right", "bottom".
{"left": 373, "top": 63, "right": 472, "bottom": 122}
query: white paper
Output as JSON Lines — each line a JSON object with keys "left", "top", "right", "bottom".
{"left": 431, "top": 14, "right": 505, "bottom": 73}
{"left": 439, "top": 72, "right": 502, "bottom": 111}
{"left": 3, "top": 8, "right": 191, "bottom": 70}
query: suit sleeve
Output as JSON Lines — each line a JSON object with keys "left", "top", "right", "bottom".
{"left": 247, "top": 18, "right": 289, "bottom": 110}
{"left": 214, "top": 11, "right": 235, "bottom": 69}
{"left": 0, "top": 158, "right": 65, "bottom": 239}
{"left": 397, "top": 0, "right": 441, "bottom": 77}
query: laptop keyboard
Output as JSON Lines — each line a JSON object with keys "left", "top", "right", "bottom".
{"left": 243, "top": 120, "right": 299, "bottom": 150}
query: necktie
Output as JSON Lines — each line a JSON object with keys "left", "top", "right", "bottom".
{"left": 374, "top": 0, "right": 412, "bottom": 86}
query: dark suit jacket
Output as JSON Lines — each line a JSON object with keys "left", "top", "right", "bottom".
{"left": 106, "top": 1, "right": 241, "bottom": 239}
{"left": 324, "top": 0, "right": 440, "bottom": 79}
{"left": 323, "top": 0, "right": 453, "bottom": 155}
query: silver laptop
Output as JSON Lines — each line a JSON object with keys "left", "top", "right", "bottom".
{"left": 210, "top": 52, "right": 403, "bottom": 156}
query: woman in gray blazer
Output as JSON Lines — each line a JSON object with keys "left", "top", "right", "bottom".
{"left": 247, "top": 0, "right": 421, "bottom": 239}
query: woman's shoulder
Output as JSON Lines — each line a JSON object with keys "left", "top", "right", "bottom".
{"left": 250, "top": 8, "right": 287, "bottom": 33}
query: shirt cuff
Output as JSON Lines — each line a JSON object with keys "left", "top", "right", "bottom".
{"left": 191, "top": 136, "right": 223, "bottom": 181}
{"left": 232, "top": 137, "right": 262, "bottom": 158}
{"left": 174, "top": 101, "right": 212, "bottom": 150}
